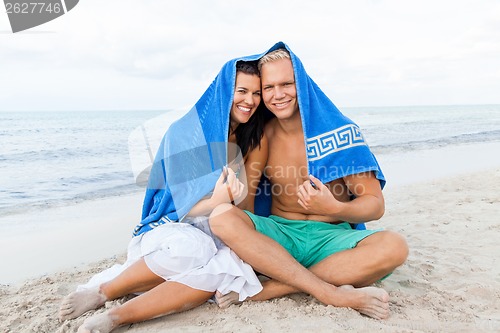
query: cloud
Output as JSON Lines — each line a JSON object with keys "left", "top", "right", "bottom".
{"left": 1, "top": 0, "right": 500, "bottom": 111}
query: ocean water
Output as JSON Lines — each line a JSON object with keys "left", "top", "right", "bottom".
{"left": 343, "top": 104, "right": 500, "bottom": 153}
{"left": 0, "top": 110, "right": 165, "bottom": 217}
{"left": 1, "top": 105, "right": 499, "bottom": 218}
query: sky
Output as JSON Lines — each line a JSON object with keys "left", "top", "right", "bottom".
{"left": 1, "top": 0, "right": 500, "bottom": 111}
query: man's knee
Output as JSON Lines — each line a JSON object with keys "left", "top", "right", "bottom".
{"left": 362, "top": 230, "right": 408, "bottom": 268}
{"left": 208, "top": 203, "right": 244, "bottom": 238}
{"left": 380, "top": 231, "right": 409, "bottom": 267}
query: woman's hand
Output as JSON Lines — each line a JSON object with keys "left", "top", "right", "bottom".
{"left": 211, "top": 167, "right": 245, "bottom": 206}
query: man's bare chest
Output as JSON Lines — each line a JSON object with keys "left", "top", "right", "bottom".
{"left": 266, "top": 137, "right": 308, "bottom": 185}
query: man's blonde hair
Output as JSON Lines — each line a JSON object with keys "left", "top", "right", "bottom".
{"left": 258, "top": 48, "right": 290, "bottom": 71}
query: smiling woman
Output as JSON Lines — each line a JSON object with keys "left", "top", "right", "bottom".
{"left": 57, "top": 56, "right": 269, "bottom": 333}
{"left": 230, "top": 72, "right": 261, "bottom": 129}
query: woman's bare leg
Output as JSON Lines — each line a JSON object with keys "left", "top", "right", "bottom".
{"left": 77, "top": 281, "right": 214, "bottom": 333}
{"left": 60, "top": 258, "right": 164, "bottom": 320}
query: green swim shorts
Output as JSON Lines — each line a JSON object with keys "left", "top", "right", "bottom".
{"left": 244, "top": 211, "right": 380, "bottom": 268}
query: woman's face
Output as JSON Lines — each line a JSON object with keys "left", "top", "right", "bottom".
{"left": 230, "top": 72, "right": 261, "bottom": 126}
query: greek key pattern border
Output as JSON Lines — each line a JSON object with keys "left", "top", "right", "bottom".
{"left": 306, "top": 124, "right": 366, "bottom": 161}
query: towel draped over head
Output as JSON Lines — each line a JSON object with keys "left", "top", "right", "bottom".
{"left": 133, "top": 41, "right": 385, "bottom": 236}
{"left": 132, "top": 51, "right": 263, "bottom": 236}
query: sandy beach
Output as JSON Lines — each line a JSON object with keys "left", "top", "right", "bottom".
{"left": 1, "top": 146, "right": 499, "bottom": 333}
{"left": 3, "top": 0, "right": 500, "bottom": 331}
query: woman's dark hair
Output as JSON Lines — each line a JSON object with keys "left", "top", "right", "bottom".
{"left": 232, "top": 60, "right": 268, "bottom": 158}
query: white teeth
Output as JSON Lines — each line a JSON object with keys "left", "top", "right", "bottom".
{"left": 237, "top": 106, "right": 251, "bottom": 112}
{"left": 275, "top": 102, "right": 288, "bottom": 107}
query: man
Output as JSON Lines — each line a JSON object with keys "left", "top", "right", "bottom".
{"left": 209, "top": 45, "right": 408, "bottom": 320}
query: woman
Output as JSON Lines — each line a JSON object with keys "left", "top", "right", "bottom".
{"left": 59, "top": 60, "right": 269, "bottom": 333}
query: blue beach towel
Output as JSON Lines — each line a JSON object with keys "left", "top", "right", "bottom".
{"left": 133, "top": 41, "right": 384, "bottom": 236}
{"left": 133, "top": 52, "right": 264, "bottom": 236}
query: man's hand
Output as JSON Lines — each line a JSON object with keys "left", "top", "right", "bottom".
{"left": 297, "top": 174, "right": 343, "bottom": 215}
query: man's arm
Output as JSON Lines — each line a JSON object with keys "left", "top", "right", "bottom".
{"left": 297, "top": 172, "right": 385, "bottom": 223}
{"left": 237, "top": 133, "right": 268, "bottom": 212}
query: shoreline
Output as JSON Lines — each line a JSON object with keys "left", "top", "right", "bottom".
{"left": 1, "top": 165, "right": 498, "bottom": 332}
{"left": 1, "top": 141, "right": 500, "bottom": 285}
{"left": 0, "top": 192, "right": 144, "bottom": 285}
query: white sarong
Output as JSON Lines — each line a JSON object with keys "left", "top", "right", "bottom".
{"left": 77, "top": 217, "right": 262, "bottom": 301}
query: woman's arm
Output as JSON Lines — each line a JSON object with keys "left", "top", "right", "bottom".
{"left": 187, "top": 167, "right": 244, "bottom": 217}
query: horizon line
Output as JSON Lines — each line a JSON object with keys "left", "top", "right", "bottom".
{"left": 1, "top": 103, "right": 499, "bottom": 113}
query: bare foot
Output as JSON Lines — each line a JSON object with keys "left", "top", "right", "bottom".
{"left": 59, "top": 287, "right": 107, "bottom": 321}
{"left": 336, "top": 285, "right": 390, "bottom": 320}
{"left": 77, "top": 312, "right": 118, "bottom": 333}
{"left": 214, "top": 291, "right": 243, "bottom": 309}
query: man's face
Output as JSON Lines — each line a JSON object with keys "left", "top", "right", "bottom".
{"left": 260, "top": 58, "right": 298, "bottom": 120}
